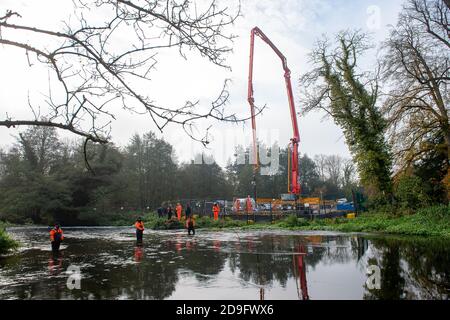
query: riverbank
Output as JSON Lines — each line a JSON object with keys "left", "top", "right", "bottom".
{"left": 0, "top": 222, "right": 18, "bottom": 254}
{"left": 145, "top": 204, "right": 450, "bottom": 238}
{"left": 249, "top": 205, "right": 449, "bottom": 237}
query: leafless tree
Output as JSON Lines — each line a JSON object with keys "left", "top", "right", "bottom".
{"left": 382, "top": 0, "right": 449, "bottom": 173}
{"left": 314, "top": 154, "right": 328, "bottom": 181}
{"left": 341, "top": 158, "right": 356, "bottom": 188}
{"left": 314, "top": 154, "right": 352, "bottom": 188}
{"left": 0, "top": 0, "right": 253, "bottom": 148}
{"left": 324, "top": 154, "right": 343, "bottom": 187}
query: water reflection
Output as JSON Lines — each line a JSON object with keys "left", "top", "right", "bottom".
{"left": 363, "top": 237, "right": 449, "bottom": 299}
{"left": 0, "top": 228, "right": 448, "bottom": 300}
{"left": 292, "top": 244, "right": 309, "bottom": 300}
{"left": 134, "top": 244, "right": 143, "bottom": 263}
{"left": 48, "top": 252, "right": 63, "bottom": 276}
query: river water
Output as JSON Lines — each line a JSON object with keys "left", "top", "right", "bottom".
{"left": 0, "top": 227, "right": 448, "bottom": 300}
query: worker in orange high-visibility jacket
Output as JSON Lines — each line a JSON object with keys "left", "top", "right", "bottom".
{"left": 212, "top": 203, "right": 220, "bottom": 221}
{"left": 234, "top": 199, "right": 240, "bottom": 212}
{"left": 246, "top": 195, "right": 253, "bottom": 213}
{"left": 50, "top": 223, "right": 64, "bottom": 252}
{"left": 135, "top": 217, "right": 145, "bottom": 243}
{"left": 176, "top": 203, "right": 182, "bottom": 221}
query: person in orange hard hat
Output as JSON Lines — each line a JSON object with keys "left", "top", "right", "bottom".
{"left": 212, "top": 203, "right": 220, "bottom": 221}
{"left": 176, "top": 203, "right": 182, "bottom": 221}
{"left": 135, "top": 217, "right": 145, "bottom": 243}
{"left": 50, "top": 223, "right": 64, "bottom": 253}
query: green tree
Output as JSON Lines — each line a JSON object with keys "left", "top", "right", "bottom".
{"left": 299, "top": 154, "right": 320, "bottom": 196}
{"left": 300, "top": 31, "right": 393, "bottom": 203}
{"left": 178, "top": 154, "right": 233, "bottom": 200}
{"left": 0, "top": 126, "right": 74, "bottom": 223}
{"left": 227, "top": 143, "right": 288, "bottom": 199}
{"left": 123, "top": 132, "right": 178, "bottom": 208}
{"left": 394, "top": 173, "right": 431, "bottom": 211}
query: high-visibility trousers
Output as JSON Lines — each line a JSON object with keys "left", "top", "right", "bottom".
{"left": 214, "top": 212, "right": 219, "bottom": 221}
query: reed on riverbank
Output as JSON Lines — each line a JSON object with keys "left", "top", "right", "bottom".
{"left": 0, "top": 222, "right": 18, "bottom": 255}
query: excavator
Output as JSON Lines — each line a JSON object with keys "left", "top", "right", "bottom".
{"left": 247, "top": 26, "right": 301, "bottom": 202}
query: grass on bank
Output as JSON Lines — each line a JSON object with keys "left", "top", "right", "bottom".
{"left": 0, "top": 222, "right": 19, "bottom": 255}
{"left": 250, "top": 204, "right": 450, "bottom": 237}
{"left": 144, "top": 204, "right": 450, "bottom": 238}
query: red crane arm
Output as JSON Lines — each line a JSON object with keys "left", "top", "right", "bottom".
{"left": 247, "top": 26, "right": 301, "bottom": 195}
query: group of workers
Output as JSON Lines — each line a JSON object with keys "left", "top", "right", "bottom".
{"left": 157, "top": 202, "right": 221, "bottom": 222}
{"left": 133, "top": 202, "right": 223, "bottom": 241}
{"left": 49, "top": 202, "right": 222, "bottom": 251}
{"left": 157, "top": 202, "right": 197, "bottom": 220}
{"left": 233, "top": 195, "right": 254, "bottom": 213}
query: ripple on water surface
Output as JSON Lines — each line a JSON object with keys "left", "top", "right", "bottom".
{"left": 1, "top": 227, "right": 448, "bottom": 300}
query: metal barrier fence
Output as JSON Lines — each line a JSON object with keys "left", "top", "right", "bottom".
{"left": 219, "top": 210, "right": 348, "bottom": 223}
{"left": 157, "top": 198, "right": 351, "bottom": 221}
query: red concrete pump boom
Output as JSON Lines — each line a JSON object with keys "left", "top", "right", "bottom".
{"left": 247, "top": 26, "right": 301, "bottom": 196}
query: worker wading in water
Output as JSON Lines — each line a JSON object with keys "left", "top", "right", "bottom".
{"left": 50, "top": 223, "right": 64, "bottom": 253}
{"left": 212, "top": 203, "right": 220, "bottom": 221}
{"left": 135, "top": 217, "right": 145, "bottom": 243}
{"left": 186, "top": 216, "right": 195, "bottom": 235}
{"left": 176, "top": 203, "right": 182, "bottom": 221}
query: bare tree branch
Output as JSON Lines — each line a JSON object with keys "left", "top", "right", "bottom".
{"left": 381, "top": 0, "right": 449, "bottom": 176}
{"left": 0, "top": 0, "right": 244, "bottom": 146}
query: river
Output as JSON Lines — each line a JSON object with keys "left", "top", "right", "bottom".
{"left": 0, "top": 227, "right": 448, "bottom": 299}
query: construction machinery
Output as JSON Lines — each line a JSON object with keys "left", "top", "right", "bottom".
{"left": 247, "top": 26, "right": 301, "bottom": 201}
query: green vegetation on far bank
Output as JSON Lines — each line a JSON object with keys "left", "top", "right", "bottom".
{"left": 0, "top": 222, "right": 19, "bottom": 255}
{"left": 262, "top": 205, "right": 450, "bottom": 238}
{"left": 143, "top": 205, "right": 450, "bottom": 238}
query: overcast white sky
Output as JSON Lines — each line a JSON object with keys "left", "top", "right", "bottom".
{"left": 0, "top": 0, "right": 403, "bottom": 166}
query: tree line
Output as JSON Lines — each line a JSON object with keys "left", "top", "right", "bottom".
{"left": 0, "top": 126, "right": 357, "bottom": 225}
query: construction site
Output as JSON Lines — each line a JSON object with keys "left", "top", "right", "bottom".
{"left": 158, "top": 26, "right": 360, "bottom": 223}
